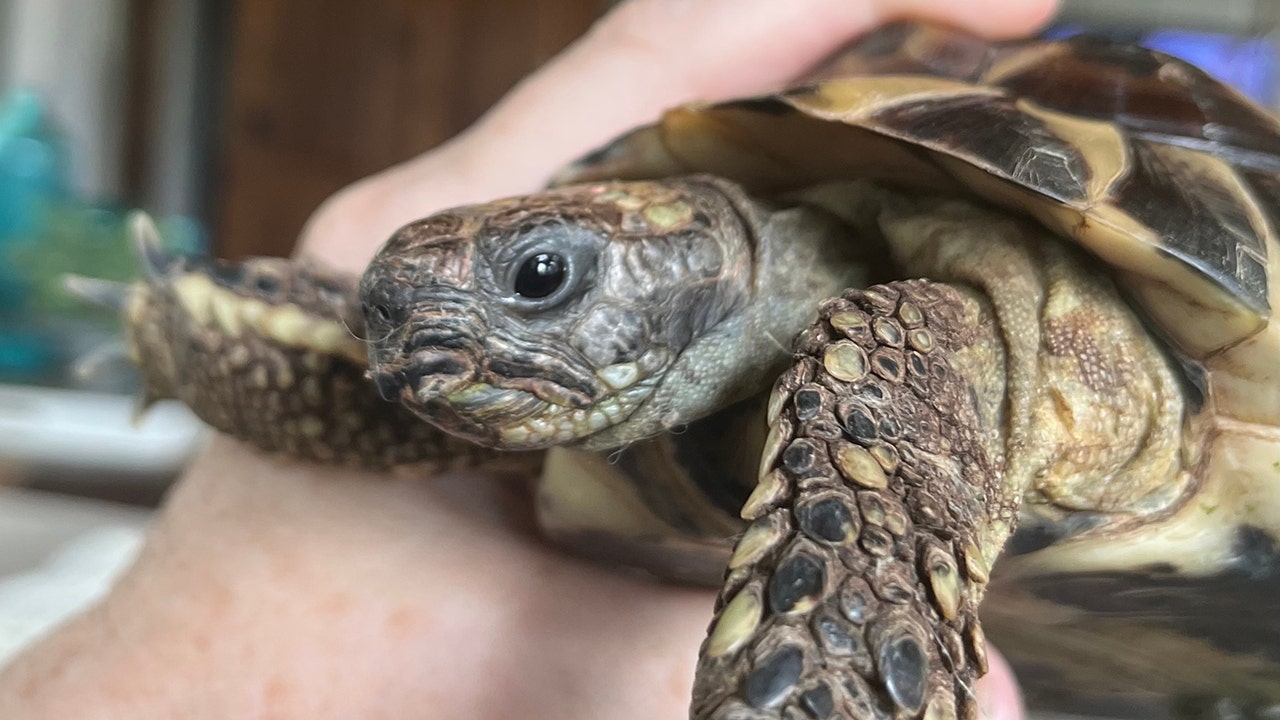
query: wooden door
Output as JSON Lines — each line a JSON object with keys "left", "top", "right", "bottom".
{"left": 217, "top": 0, "right": 599, "bottom": 258}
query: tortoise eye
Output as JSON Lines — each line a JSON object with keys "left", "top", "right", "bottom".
{"left": 513, "top": 252, "right": 567, "bottom": 299}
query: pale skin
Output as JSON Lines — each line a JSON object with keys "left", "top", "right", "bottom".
{"left": 0, "top": 1, "right": 1056, "bottom": 717}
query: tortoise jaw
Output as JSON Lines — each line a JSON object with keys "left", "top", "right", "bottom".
{"left": 393, "top": 324, "right": 639, "bottom": 449}
{"left": 407, "top": 382, "right": 543, "bottom": 448}
{"left": 416, "top": 380, "right": 635, "bottom": 450}
{"left": 432, "top": 382, "right": 544, "bottom": 425}
{"left": 366, "top": 314, "right": 632, "bottom": 449}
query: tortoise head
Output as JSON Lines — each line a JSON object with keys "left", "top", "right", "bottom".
{"left": 359, "top": 176, "right": 862, "bottom": 451}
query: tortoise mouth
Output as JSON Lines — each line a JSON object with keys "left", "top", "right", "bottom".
{"left": 368, "top": 317, "right": 659, "bottom": 450}
{"left": 418, "top": 381, "right": 634, "bottom": 448}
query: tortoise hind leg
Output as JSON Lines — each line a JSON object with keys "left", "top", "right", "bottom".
{"left": 692, "top": 281, "right": 1012, "bottom": 719}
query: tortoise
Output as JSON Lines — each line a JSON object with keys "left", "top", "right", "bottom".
{"left": 71, "top": 21, "right": 1279, "bottom": 720}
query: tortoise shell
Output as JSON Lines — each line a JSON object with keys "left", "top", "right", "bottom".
{"left": 555, "top": 22, "right": 1279, "bottom": 428}
{"left": 552, "top": 21, "right": 1280, "bottom": 709}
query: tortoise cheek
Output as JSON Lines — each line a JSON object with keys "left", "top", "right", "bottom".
{"left": 571, "top": 302, "right": 650, "bottom": 368}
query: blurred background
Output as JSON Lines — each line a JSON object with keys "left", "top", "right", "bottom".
{"left": 0, "top": 0, "right": 601, "bottom": 668}
{"left": 0, "top": 0, "right": 1276, "bottom": 707}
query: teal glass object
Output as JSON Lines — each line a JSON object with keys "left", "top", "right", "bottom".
{"left": 0, "top": 90, "right": 70, "bottom": 381}
{"left": 0, "top": 89, "right": 70, "bottom": 244}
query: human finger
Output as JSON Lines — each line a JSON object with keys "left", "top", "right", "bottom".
{"left": 976, "top": 643, "right": 1026, "bottom": 720}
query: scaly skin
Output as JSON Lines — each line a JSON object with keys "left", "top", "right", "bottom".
{"left": 358, "top": 176, "right": 866, "bottom": 452}
{"left": 694, "top": 281, "right": 1006, "bottom": 719}
{"left": 89, "top": 179, "right": 1193, "bottom": 720}
{"left": 116, "top": 245, "right": 528, "bottom": 471}
{"left": 684, "top": 189, "right": 1193, "bottom": 718}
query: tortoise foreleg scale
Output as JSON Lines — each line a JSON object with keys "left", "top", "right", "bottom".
{"left": 692, "top": 281, "right": 1007, "bottom": 720}
{"left": 101, "top": 239, "right": 507, "bottom": 471}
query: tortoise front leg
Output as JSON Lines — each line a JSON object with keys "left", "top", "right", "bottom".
{"left": 69, "top": 216, "right": 508, "bottom": 470}
{"left": 693, "top": 281, "right": 1009, "bottom": 720}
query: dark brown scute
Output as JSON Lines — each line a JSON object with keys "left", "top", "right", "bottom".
{"left": 988, "top": 529, "right": 1280, "bottom": 706}
{"left": 813, "top": 25, "right": 1276, "bottom": 318}
{"left": 868, "top": 93, "right": 1091, "bottom": 204}
{"left": 992, "top": 35, "right": 1280, "bottom": 172}
{"left": 744, "top": 645, "right": 805, "bottom": 709}
{"left": 717, "top": 97, "right": 794, "bottom": 117}
{"left": 1235, "top": 525, "right": 1280, "bottom": 582}
{"left": 829, "top": 22, "right": 1280, "bottom": 172}
{"left": 1113, "top": 140, "right": 1271, "bottom": 313}
{"left": 1004, "top": 513, "right": 1108, "bottom": 556}
{"left": 569, "top": 137, "right": 632, "bottom": 173}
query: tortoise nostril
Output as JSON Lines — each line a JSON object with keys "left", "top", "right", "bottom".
{"left": 408, "top": 350, "right": 475, "bottom": 397}
{"left": 414, "top": 352, "right": 467, "bottom": 378}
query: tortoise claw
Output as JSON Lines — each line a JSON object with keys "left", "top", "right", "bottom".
{"left": 62, "top": 211, "right": 175, "bottom": 311}
{"left": 69, "top": 340, "right": 131, "bottom": 382}
{"left": 61, "top": 274, "right": 133, "bottom": 311}
{"left": 62, "top": 212, "right": 180, "bottom": 314}
{"left": 129, "top": 211, "right": 178, "bottom": 278}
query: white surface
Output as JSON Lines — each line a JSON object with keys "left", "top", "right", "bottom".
{"left": 0, "top": 488, "right": 147, "bottom": 667}
{"left": 0, "top": 384, "right": 207, "bottom": 475}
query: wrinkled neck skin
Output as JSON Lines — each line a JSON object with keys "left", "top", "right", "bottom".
{"left": 577, "top": 186, "right": 868, "bottom": 451}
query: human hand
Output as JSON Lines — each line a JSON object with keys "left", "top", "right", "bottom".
{"left": 1, "top": 1, "right": 1054, "bottom": 717}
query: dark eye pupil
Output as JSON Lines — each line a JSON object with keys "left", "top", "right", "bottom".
{"left": 514, "top": 252, "right": 567, "bottom": 299}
